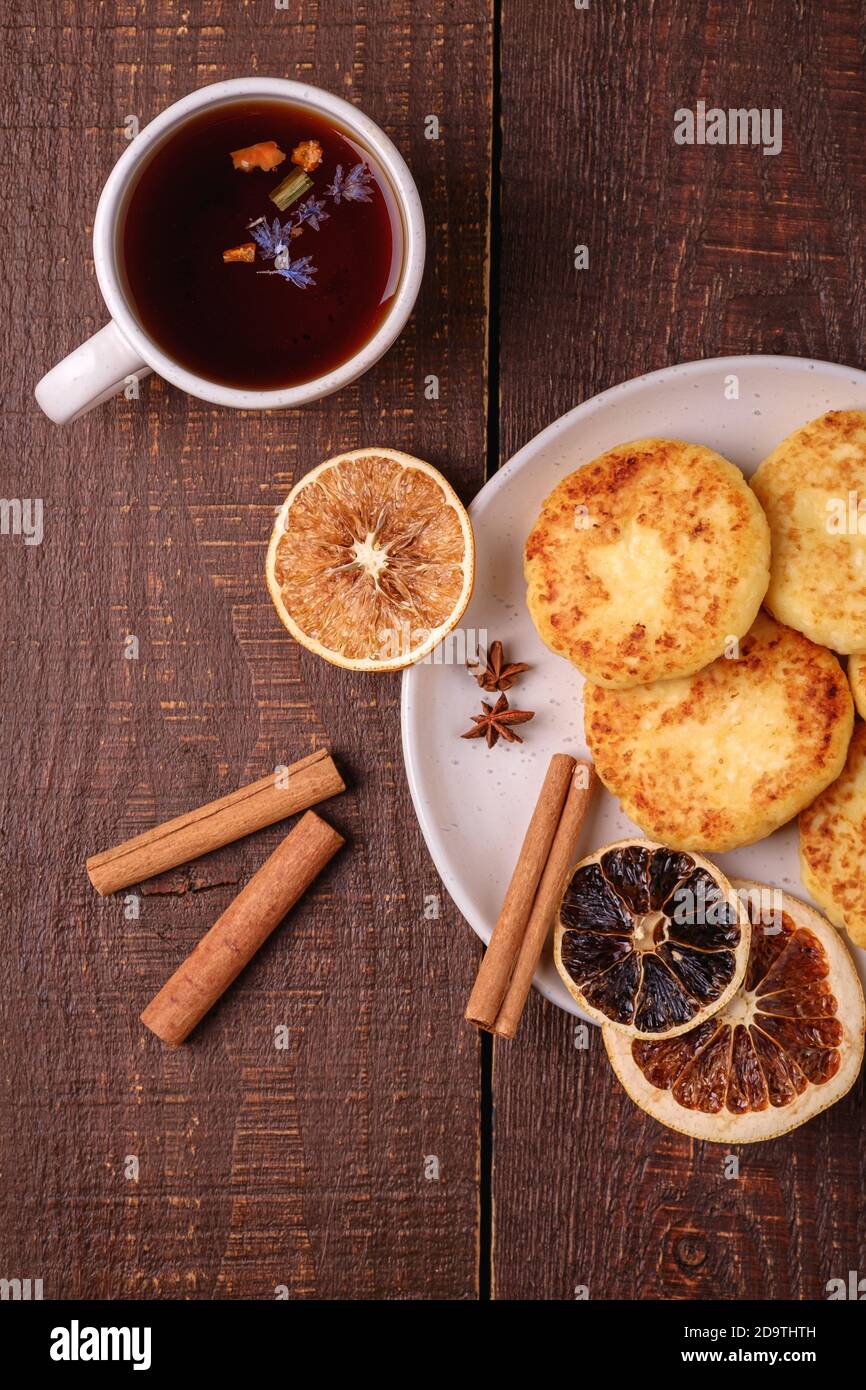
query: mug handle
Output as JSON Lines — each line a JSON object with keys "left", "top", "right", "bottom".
{"left": 34, "top": 320, "right": 151, "bottom": 425}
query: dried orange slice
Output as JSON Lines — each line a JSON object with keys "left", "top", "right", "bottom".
{"left": 266, "top": 449, "right": 475, "bottom": 671}
{"left": 604, "top": 883, "right": 865, "bottom": 1142}
{"left": 554, "top": 839, "right": 749, "bottom": 1039}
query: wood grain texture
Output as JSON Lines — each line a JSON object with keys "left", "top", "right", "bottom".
{"left": 492, "top": 0, "right": 866, "bottom": 1300}
{"left": 0, "top": 0, "right": 490, "bottom": 1299}
{"left": 5, "top": 0, "right": 865, "bottom": 1306}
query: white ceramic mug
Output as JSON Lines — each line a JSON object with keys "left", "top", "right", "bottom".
{"left": 35, "top": 77, "right": 426, "bottom": 424}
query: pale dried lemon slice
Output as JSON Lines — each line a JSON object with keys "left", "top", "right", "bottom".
{"left": 266, "top": 448, "right": 475, "bottom": 671}
{"left": 604, "top": 884, "right": 865, "bottom": 1143}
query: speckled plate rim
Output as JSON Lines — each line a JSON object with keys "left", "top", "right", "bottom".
{"left": 401, "top": 354, "right": 866, "bottom": 1018}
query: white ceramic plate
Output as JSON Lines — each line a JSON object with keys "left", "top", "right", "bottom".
{"left": 401, "top": 355, "right": 866, "bottom": 1017}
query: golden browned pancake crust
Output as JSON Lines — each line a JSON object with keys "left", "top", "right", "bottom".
{"left": 800, "top": 721, "right": 866, "bottom": 947}
{"left": 525, "top": 437, "right": 770, "bottom": 688}
{"left": 584, "top": 613, "right": 853, "bottom": 852}
{"left": 751, "top": 410, "right": 866, "bottom": 653}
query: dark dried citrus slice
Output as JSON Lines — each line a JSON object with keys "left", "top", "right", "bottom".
{"left": 553, "top": 838, "right": 749, "bottom": 1039}
{"left": 604, "top": 883, "right": 865, "bottom": 1142}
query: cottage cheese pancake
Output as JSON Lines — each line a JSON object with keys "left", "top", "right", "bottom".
{"left": 524, "top": 437, "right": 770, "bottom": 688}
{"left": 584, "top": 613, "right": 853, "bottom": 853}
{"left": 801, "top": 721, "right": 866, "bottom": 948}
{"left": 848, "top": 653, "right": 866, "bottom": 718}
{"left": 751, "top": 410, "right": 866, "bottom": 653}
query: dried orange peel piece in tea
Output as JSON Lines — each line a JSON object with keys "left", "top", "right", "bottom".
{"left": 222, "top": 242, "right": 256, "bottom": 263}
{"left": 266, "top": 448, "right": 475, "bottom": 671}
{"left": 603, "top": 883, "right": 865, "bottom": 1142}
{"left": 230, "top": 140, "right": 287, "bottom": 173}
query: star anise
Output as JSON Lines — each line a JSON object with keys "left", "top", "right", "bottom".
{"left": 461, "top": 693, "right": 535, "bottom": 748}
{"left": 468, "top": 639, "right": 530, "bottom": 692}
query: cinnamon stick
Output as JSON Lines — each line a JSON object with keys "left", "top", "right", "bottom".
{"left": 465, "top": 753, "right": 576, "bottom": 1030}
{"left": 86, "top": 749, "right": 344, "bottom": 895}
{"left": 492, "top": 762, "right": 597, "bottom": 1038}
{"left": 140, "top": 810, "right": 344, "bottom": 1045}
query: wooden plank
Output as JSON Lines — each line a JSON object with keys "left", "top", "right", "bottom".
{"left": 0, "top": 0, "right": 491, "bottom": 1299}
{"left": 493, "top": 0, "right": 866, "bottom": 1300}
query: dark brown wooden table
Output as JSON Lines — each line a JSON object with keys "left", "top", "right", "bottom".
{"left": 2, "top": 0, "right": 865, "bottom": 1301}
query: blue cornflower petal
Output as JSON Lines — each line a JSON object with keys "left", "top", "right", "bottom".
{"left": 342, "top": 162, "right": 373, "bottom": 203}
{"left": 281, "top": 254, "right": 317, "bottom": 288}
{"left": 248, "top": 218, "right": 275, "bottom": 255}
{"left": 258, "top": 252, "right": 317, "bottom": 289}
{"left": 325, "top": 163, "right": 346, "bottom": 203}
{"left": 297, "top": 197, "right": 329, "bottom": 231}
